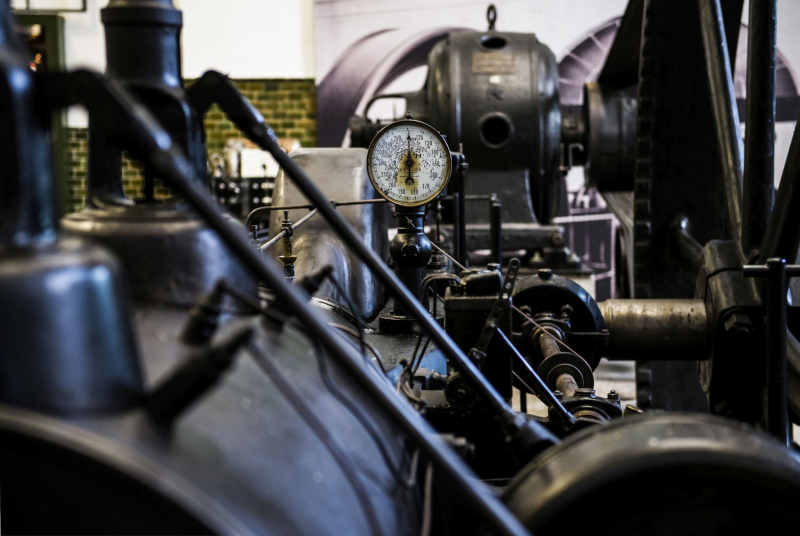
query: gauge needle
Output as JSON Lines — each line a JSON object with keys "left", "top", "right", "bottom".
{"left": 405, "top": 129, "right": 414, "bottom": 186}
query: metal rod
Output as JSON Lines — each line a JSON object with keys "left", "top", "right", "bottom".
{"left": 743, "top": 259, "right": 800, "bottom": 445}
{"left": 496, "top": 329, "right": 577, "bottom": 426}
{"left": 671, "top": 217, "right": 704, "bottom": 277}
{"left": 490, "top": 200, "right": 503, "bottom": 266}
{"left": 766, "top": 258, "right": 789, "bottom": 445}
{"left": 742, "top": 0, "right": 777, "bottom": 257}
{"left": 443, "top": 194, "right": 499, "bottom": 202}
{"left": 152, "top": 145, "right": 533, "bottom": 536}
{"left": 244, "top": 198, "right": 387, "bottom": 229}
{"left": 450, "top": 192, "right": 462, "bottom": 270}
{"left": 698, "top": 0, "right": 744, "bottom": 242}
{"left": 260, "top": 208, "right": 319, "bottom": 251}
{"left": 456, "top": 154, "right": 468, "bottom": 268}
{"left": 759, "top": 118, "right": 800, "bottom": 264}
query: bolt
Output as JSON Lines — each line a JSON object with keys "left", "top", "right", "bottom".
{"left": 576, "top": 387, "right": 596, "bottom": 398}
{"left": 608, "top": 390, "right": 619, "bottom": 400}
{"left": 487, "top": 263, "right": 500, "bottom": 272}
{"left": 549, "top": 232, "right": 564, "bottom": 247}
{"left": 553, "top": 390, "right": 563, "bottom": 400}
{"left": 722, "top": 311, "right": 753, "bottom": 339}
{"left": 538, "top": 268, "right": 553, "bottom": 280}
{"left": 560, "top": 304, "right": 574, "bottom": 317}
{"left": 455, "top": 387, "right": 468, "bottom": 399}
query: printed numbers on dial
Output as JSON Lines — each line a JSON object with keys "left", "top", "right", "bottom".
{"left": 367, "top": 121, "right": 451, "bottom": 207}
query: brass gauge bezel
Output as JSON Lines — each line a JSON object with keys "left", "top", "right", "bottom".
{"left": 366, "top": 118, "right": 452, "bottom": 207}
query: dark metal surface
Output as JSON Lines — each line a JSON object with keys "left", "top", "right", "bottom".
{"left": 596, "top": 0, "right": 644, "bottom": 87}
{"left": 0, "top": 7, "right": 142, "bottom": 416}
{"left": 670, "top": 216, "right": 704, "bottom": 277}
{"left": 269, "top": 148, "right": 389, "bottom": 321}
{"left": 512, "top": 271, "right": 605, "bottom": 369}
{"left": 428, "top": 31, "right": 562, "bottom": 225}
{"left": 64, "top": 206, "right": 257, "bottom": 309}
{"left": 599, "top": 299, "right": 709, "bottom": 361}
{"left": 0, "top": 310, "right": 421, "bottom": 536}
{"left": 584, "top": 82, "right": 638, "bottom": 191}
{"left": 631, "top": 0, "right": 733, "bottom": 412}
{"left": 445, "top": 274, "right": 514, "bottom": 401}
{"left": 741, "top": 0, "right": 777, "bottom": 258}
{"left": 699, "top": 0, "right": 744, "bottom": 243}
{"left": 351, "top": 28, "right": 563, "bottom": 231}
{"left": 504, "top": 413, "right": 800, "bottom": 535}
{"left": 743, "top": 259, "right": 800, "bottom": 445}
{"left": 62, "top": 0, "right": 257, "bottom": 310}
{"left": 135, "top": 98, "right": 537, "bottom": 535}
{"left": 390, "top": 206, "right": 432, "bottom": 319}
{"left": 0, "top": 239, "right": 143, "bottom": 415}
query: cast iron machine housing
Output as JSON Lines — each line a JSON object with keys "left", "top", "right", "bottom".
{"left": 347, "top": 5, "right": 636, "bottom": 272}
{"left": 6, "top": 0, "right": 800, "bottom": 534}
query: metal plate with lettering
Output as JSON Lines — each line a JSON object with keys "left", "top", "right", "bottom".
{"left": 472, "top": 52, "right": 516, "bottom": 74}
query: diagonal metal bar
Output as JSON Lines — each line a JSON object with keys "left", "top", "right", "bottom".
{"left": 698, "top": 0, "right": 744, "bottom": 242}
{"left": 759, "top": 117, "right": 800, "bottom": 264}
{"left": 597, "top": 0, "right": 645, "bottom": 88}
{"left": 742, "top": 0, "right": 777, "bottom": 258}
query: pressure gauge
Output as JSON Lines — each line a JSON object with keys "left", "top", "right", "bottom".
{"left": 367, "top": 113, "right": 452, "bottom": 207}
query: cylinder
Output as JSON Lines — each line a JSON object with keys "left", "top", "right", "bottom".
{"left": 599, "top": 299, "right": 709, "bottom": 360}
{"left": 101, "top": 0, "right": 183, "bottom": 88}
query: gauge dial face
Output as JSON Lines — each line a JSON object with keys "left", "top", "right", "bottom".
{"left": 367, "top": 120, "right": 452, "bottom": 207}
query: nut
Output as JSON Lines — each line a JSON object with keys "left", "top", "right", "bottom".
{"left": 722, "top": 311, "right": 752, "bottom": 338}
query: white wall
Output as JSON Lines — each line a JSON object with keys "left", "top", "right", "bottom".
{"left": 57, "top": 0, "right": 315, "bottom": 126}
{"left": 177, "top": 0, "right": 314, "bottom": 80}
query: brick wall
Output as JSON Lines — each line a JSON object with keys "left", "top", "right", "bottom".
{"left": 64, "top": 78, "right": 316, "bottom": 213}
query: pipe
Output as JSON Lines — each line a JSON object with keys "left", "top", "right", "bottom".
{"left": 260, "top": 208, "right": 319, "bottom": 251}
{"left": 599, "top": 300, "right": 709, "bottom": 360}
{"left": 698, "top": 0, "right": 744, "bottom": 242}
{"left": 742, "top": 0, "right": 777, "bottom": 258}
{"left": 671, "top": 217, "right": 704, "bottom": 277}
{"left": 490, "top": 200, "right": 503, "bottom": 267}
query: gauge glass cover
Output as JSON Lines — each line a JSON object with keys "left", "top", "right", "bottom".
{"left": 367, "top": 120, "right": 452, "bottom": 207}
